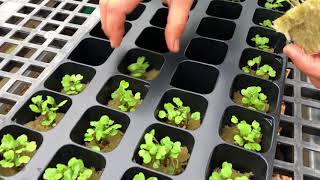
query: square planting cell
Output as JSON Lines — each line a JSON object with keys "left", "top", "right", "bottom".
{"left": 0, "top": 76, "right": 10, "bottom": 90}
{"left": 16, "top": 46, "right": 37, "bottom": 58}
{"left": 122, "top": 167, "right": 172, "bottom": 180}
{"left": 22, "top": 65, "right": 44, "bottom": 78}
{"left": 1, "top": 60, "right": 23, "bottom": 73}
{"left": 136, "top": 27, "right": 168, "bottom": 53}
{"left": 304, "top": 175, "right": 320, "bottom": 180}
{"left": 150, "top": 8, "right": 168, "bottom": 28}
{"left": 69, "top": 38, "right": 113, "bottom": 66}
{"left": 7, "top": 80, "right": 31, "bottom": 96}
{"left": 70, "top": 106, "right": 130, "bottom": 152}
{"left": 70, "top": 16, "right": 86, "bottom": 25}
{"left": 90, "top": 22, "right": 131, "bottom": 40}
{"left": 197, "top": 17, "right": 236, "bottom": 40}
{"left": 301, "top": 104, "right": 320, "bottom": 122}
{"left": 185, "top": 37, "right": 228, "bottom": 65}
{"left": 171, "top": 61, "right": 219, "bottom": 94}
{"left": 303, "top": 148, "right": 320, "bottom": 171}
{"left": 6, "top": 16, "right": 24, "bottom": 25}
{"left": 133, "top": 123, "right": 195, "bottom": 175}
{"left": 302, "top": 126, "right": 320, "bottom": 146}
{"left": 18, "top": 6, "right": 35, "bottom": 14}
{"left": 258, "top": 0, "right": 291, "bottom": 12}
{"left": 0, "top": 98, "right": 16, "bottom": 115}
{"left": 279, "top": 120, "right": 294, "bottom": 138}
{"left": 60, "top": 27, "right": 77, "bottom": 36}
{"left": 34, "top": 9, "right": 52, "bottom": 18}
{"left": 62, "top": 3, "right": 78, "bottom": 11}
{"left": 272, "top": 168, "right": 294, "bottom": 180}
{"left": 23, "top": 19, "right": 41, "bottom": 29}
{"left": 126, "top": 4, "right": 145, "bottom": 21}
{"left": 44, "top": 62, "right": 96, "bottom": 94}
{"left": 36, "top": 50, "right": 56, "bottom": 63}
{"left": 301, "top": 87, "right": 320, "bottom": 103}
{"left": 49, "top": 38, "right": 66, "bottom": 49}
{"left": 10, "top": 31, "right": 29, "bottom": 41}
{"left": 41, "top": 23, "right": 59, "bottom": 31}
{"left": 284, "top": 84, "right": 294, "bottom": 97}
{"left": 0, "top": 42, "right": 18, "bottom": 54}
{"left": 52, "top": 13, "right": 69, "bottom": 21}
{"left": 253, "top": 8, "right": 283, "bottom": 29}
{"left": 29, "top": 0, "right": 44, "bottom": 4}
{"left": 45, "top": 0, "right": 61, "bottom": 8}
{"left": 79, "top": 6, "right": 95, "bottom": 14}
{"left": 38, "top": 145, "right": 106, "bottom": 180}
{"left": 0, "top": 27, "right": 11, "bottom": 37}
{"left": 206, "top": 0, "right": 242, "bottom": 20}
{"left": 275, "top": 143, "right": 294, "bottom": 163}
{"left": 206, "top": 144, "right": 267, "bottom": 180}
{"left": 29, "top": 35, "right": 46, "bottom": 45}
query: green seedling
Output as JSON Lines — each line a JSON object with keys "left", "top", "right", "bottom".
{"left": 230, "top": 116, "right": 262, "bottom": 152}
{"left": 127, "top": 56, "right": 150, "bottom": 78}
{"left": 259, "top": 19, "right": 274, "bottom": 29}
{"left": 43, "top": 157, "right": 92, "bottom": 180}
{"left": 242, "top": 56, "right": 276, "bottom": 79}
{"left": 251, "top": 34, "right": 271, "bottom": 51}
{"left": 84, "top": 115, "right": 122, "bottom": 152}
{"left": 133, "top": 172, "right": 158, "bottom": 180}
{"left": 209, "top": 161, "right": 250, "bottom": 180}
{"left": 61, "top": 74, "right": 85, "bottom": 95}
{"left": 264, "top": 0, "right": 287, "bottom": 10}
{"left": 158, "top": 97, "right": 201, "bottom": 126}
{"left": 240, "top": 86, "right": 268, "bottom": 111}
{"left": 111, "top": 80, "right": 142, "bottom": 112}
{"left": 0, "top": 134, "right": 37, "bottom": 169}
{"left": 138, "top": 129, "right": 182, "bottom": 175}
{"left": 29, "top": 95, "right": 68, "bottom": 126}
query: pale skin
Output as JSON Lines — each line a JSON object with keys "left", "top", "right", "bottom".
{"left": 100, "top": 0, "right": 320, "bottom": 88}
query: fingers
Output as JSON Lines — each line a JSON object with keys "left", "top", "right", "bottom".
{"left": 100, "top": 0, "right": 140, "bottom": 48}
{"left": 309, "top": 76, "right": 320, "bottom": 89}
{"left": 165, "top": 0, "right": 193, "bottom": 53}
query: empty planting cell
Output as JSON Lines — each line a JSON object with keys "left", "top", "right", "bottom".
{"left": 80, "top": 6, "right": 95, "bottom": 14}
{"left": 301, "top": 72, "right": 311, "bottom": 83}
{"left": 206, "top": 0, "right": 242, "bottom": 20}
{"left": 286, "top": 68, "right": 293, "bottom": 79}
{"left": 18, "top": 6, "right": 35, "bottom": 14}
{"left": 279, "top": 121, "right": 294, "bottom": 138}
{"left": 230, "top": 74, "right": 279, "bottom": 113}
{"left": 90, "top": 22, "right": 131, "bottom": 40}
{"left": 69, "top": 38, "right": 113, "bottom": 66}
{"left": 29, "top": 0, "right": 44, "bottom": 4}
{"left": 284, "top": 84, "right": 294, "bottom": 97}
{"left": 0, "top": 27, "right": 11, "bottom": 37}
{"left": 38, "top": 145, "right": 105, "bottom": 180}
{"left": 247, "top": 27, "right": 286, "bottom": 54}
{"left": 122, "top": 167, "right": 172, "bottom": 180}
{"left": 136, "top": 27, "right": 168, "bottom": 53}
{"left": 206, "top": 144, "right": 267, "bottom": 180}
{"left": 302, "top": 104, "right": 320, "bottom": 122}
{"left": 171, "top": 61, "right": 219, "bottom": 94}
{"left": 253, "top": 8, "right": 283, "bottom": 29}
{"left": 70, "top": 16, "right": 86, "bottom": 25}
{"left": 133, "top": 123, "right": 194, "bottom": 175}
{"left": 41, "top": 23, "right": 59, "bottom": 31}
{"left": 22, "top": 65, "right": 44, "bottom": 78}
{"left": 45, "top": 62, "right": 96, "bottom": 93}
{"left": 258, "top": 0, "right": 291, "bottom": 12}
{"left": 197, "top": 17, "right": 236, "bottom": 40}
{"left": 303, "top": 126, "right": 320, "bottom": 146}
{"left": 303, "top": 148, "right": 320, "bottom": 171}
{"left": 0, "top": 98, "right": 16, "bottom": 115}
{"left": 275, "top": 143, "right": 294, "bottom": 163}
{"left": 36, "top": 50, "right": 56, "bottom": 63}
{"left": 88, "top": 0, "right": 99, "bottom": 4}
{"left": 45, "top": 0, "right": 61, "bottom": 8}
{"left": 239, "top": 48, "right": 283, "bottom": 80}
{"left": 304, "top": 175, "right": 320, "bottom": 180}
{"left": 127, "top": 4, "right": 145, "bottom": 21}
{"left": 185, "top": 38, "right": 228, "bottom": 65}
{"left": 0, "top": 76, "right": 10, "bottom": 89}
{"left": 62, "top": 3, "right": 77, "bottom": 11}
{"left": 150, "top": 8, "right": 168, "bottom": 28}
{"left": 2, "top": 61, "right": 23, "bottom": 73}
{"left": 301, "top": 87, "right": 320, "bottom": 103}
{"left": 10, "top": 31, "right": 29, "bottom": 41}
{"left": 34, "top": 9, "right": 52, "bottom": 18}
{"left": 70, "top": 106, "right": 130, "bottom": 152}
{"left": 52, "top": 13, "right": 69, "bottom": 21}
{"left": 29, "top": 35, "right": 46, "bottom": 45}
{"left": 7, "top": 80, "right": 31, "bottom": 96}
{"left": 281, "top": 101, "right": 294, "bottom": 116}
{"left": 272, "top": 168, "right": 294, "bottom": 180}
{"left": 60, "top": 27, "right": 77, "bottom": 36}
{"left": 16, "top": 46, "right": 37, "bottom": 58}
{"left": 23, "top": 19, "right": 41, "bottom": 29}
{"left": 6, "top": 16, "right": 24, "bottom": 25}
{"left": 0, "top": 42, "right": 17, "bottom": 54}
{"left": 49, "top": 39, "right": 66, "bottom": 49}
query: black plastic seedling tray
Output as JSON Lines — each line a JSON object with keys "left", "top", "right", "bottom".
{"left": 1, "top": 0, "right": 290, "bottom": 179}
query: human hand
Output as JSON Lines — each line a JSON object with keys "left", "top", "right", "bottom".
{"left": 283, "top": 44, "right": 320, "bottom": 88}
{"left": 99, "top": 0, "right": 193, "bottom": 53}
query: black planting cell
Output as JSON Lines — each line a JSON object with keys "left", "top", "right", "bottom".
{"left": 155, "top": 89, "right": 208, "bottom": 128}
{"left": 282, "top": 101, "right": 294, "bottom": 116}
{"left": 185, "top": 38, "right": 228, "bottom": 65}
{"left": 301, "top": 87, "right": 320, "bottom": 103}
{"left": 44, "top": 62, "right": 96, "bottom": 93}
{"left": 136, "top": 27, "right": 168, "bottom": 53}
{"left": 206, "top": 0, "right": 242, "bottom": 20}
{"left": 197, "top": 17, "right": 236, "bottom": 40}
{"left": 258, "top": 0, "right": 291, "bottom": 12}
{"left": 150, "top": 8, "right": 168, "bottom": 28}
{"left": 97, "top": 75, "right": 150, "bottom": 107}
{"left": 230, "top": 74, "right": 279, "bottom": 113}
{"left": 246, "top": 26, "right": 286, "bottom": 54}
{"left": 118, "top": 48, "right": 164, "bottom": 79}
{"left": 219, "top": 106, "right": 274, "bottom": 153}
{"left": 272, "top": 167, "right": 294, "bottom": 179}
{"left": 126, "top": 4, "right": 145, "bottom": 21}
{"left": 69, "top": 38, "right": 114, "bottom": 66}
{"left": 70, "top": 106, "right": 130, "bottom": 149}
{"left": 89, "top": 21, "right": 132, "bottom": 40}
{"left": 304, "top": 175, "right": 320, "bottom": 180}
{"left": 239, "top": 48, "right": 283, "bottom": 80}
{"left": 122, "top": 167, "right": 172, "bottom": 180}
{"left": 170, "top": 61, "right": 219, "bottom": 94}
{"left": 284, "top": 84, "right": 294, "bottom": 97}
{"left": 253, "top": 8, "right": 283, "bottom": 28}
{"left": 275, "top": 143, "right": 294, "bottom": 163}
{"left": 12, "top": 90, "right": 72, "bottom": 125}
{"left": 133, "top": 123, "right": 195, "bottom": 174}
{"left": 279, "top": 120, "right": 294, "bottom": 138}
{"left": 38, "top": 144, "right": 106, "bottom": 180}
{"left": 206, "top": 144, "right": 267, "bottom": 180}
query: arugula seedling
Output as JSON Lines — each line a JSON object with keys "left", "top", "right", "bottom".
{"left": 133, "top": 172, "right": 158, "bottom": 180}
{"left": 242, "top": 56, "right": 276, "bottom": 79}
{"left": 43, "top": 157, "right": 92, "bottom": 180}
{"left": 84, "top": 115, "right": 122, "bottom": 152}
{"left": 158, "top": 97, "right": 201, "bottom": 126}
{"left": 29, "top": 95, "right": 68, "bottom": 126}
{"left": 111, "top": 80, "right": 142, "bottom": 112}
{"left": 240, "top": 86, "right": 268, "bottom": 111}
{"left": 251, "top": 34, "right": 271, "bottom": 51}
{"left": 209, "top": 161, "right": 250, "bottom": 180}
{"left": 264, "top": 0, "right": 288, "bottom": 10}
{"left": 0, "top": 134, "right": 37, "bottom": 169}
{"left": 61, "top": 74, "right": 85, "bottom": 95}
{"left": 259, "top": 19, "right": 274, "bottom": 29}
{"left": 127, "top": 56, "right": 150, "bottom": 78}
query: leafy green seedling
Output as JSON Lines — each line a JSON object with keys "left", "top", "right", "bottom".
{"left": 240, "top": 86, "right": 268, "bottom": 112}
{"left": 111, "top": 80, "right": 142, "bottom": 112}
{"left": 0, "top": 134, "right": 37, "bottom": 169}
{"left": 230, "top": 115, "right": 262, "bottom": 152}
{"left": 209, "top": 161, "right": 250, "bottom": 180}
{"left": 158, "top": 97, "right": 201, "bottom": 126}
{"left": 43, "top": 157, "right": 92, "bottom": 180}
{"left": 127, "top": 56, "right": 150, "bottom": 78}
{"left": 84, "top": 115, "right": 122, "bottom": 151}
{"left": 29, "top": 95, "right": 68, "bottom": 126}
{"left": 61, "top": 74, "right": 85, "bottom": 95}
{"left": 133, "top": 172, "right": 158, "bottom": 180}
{"left": 259, "top": 19, "right": 274, "bottom": 29}
{"left": 242, "top": 56, "right": 276, "bottom": 79}
{"left": 251, "top": 34, "right": 271, "bottom": 51}
{"left": 264, "top": 0, "right": 288, "bottom": 10}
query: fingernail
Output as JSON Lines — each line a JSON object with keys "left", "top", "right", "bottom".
{"left": 110, "top": 41, "right": 115, "bottom": 48}
{"left": 173, "top": 39, "right": 179, "bottom": 52}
